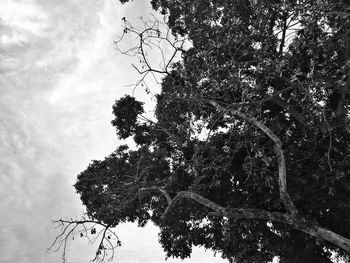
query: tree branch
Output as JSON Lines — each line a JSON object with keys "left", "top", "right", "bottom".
{"left": 159, "top": 188, "right": 350, "bottom": 253}
{"left": 209, "top": 100, "right": 299, "bottom": 217}
{"left": 279, "top": 11, "right": 288, "bottom": 55}
{"left": 49, "top": 219, "right": 120, "bottom": 263}
{"left": 219, "top": 85, "right": 305, "bottom": 124}
{"left": 210, "top": 209, "right": 350, "bottom": 254}
{"left": 162, "top": 191, "right": 226, "bottom": 219}
{"left": 160, "top": 189, "right": 350, "bottom": 253}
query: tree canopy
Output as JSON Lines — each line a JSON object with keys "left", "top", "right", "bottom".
{"left": 53, "top": 0, "right": 350, "bottom": 262}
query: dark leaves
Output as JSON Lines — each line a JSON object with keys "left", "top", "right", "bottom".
{"left": 111, "top": 95, "right": 144, "bottom": 139}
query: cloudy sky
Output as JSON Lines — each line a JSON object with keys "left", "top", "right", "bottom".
{"left": 0, "top": 0, "right": 226, "bottom": 262}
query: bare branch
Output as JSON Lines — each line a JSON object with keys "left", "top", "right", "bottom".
{"left": 114, "top": 17, "right": 187, "bottom": 93}
{"left": 49, "top": 218, "right": 121, "bottom": 263}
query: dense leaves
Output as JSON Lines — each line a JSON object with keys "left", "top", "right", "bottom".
{"left": 74, "top": 0, "right": 350, "bottom": 262}
{"left": 111, "top": 95, "right": 144, "bottom": 139}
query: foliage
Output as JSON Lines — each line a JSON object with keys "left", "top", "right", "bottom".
{"left": 111, "top": 95, "right": 144, "bottom": 139}
{"left": 54, "top": 0, "right": 350, "bottom": 262}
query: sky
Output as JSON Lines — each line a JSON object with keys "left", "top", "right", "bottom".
{"left": 0, "top": 0, "right": 226, "bottom": 262}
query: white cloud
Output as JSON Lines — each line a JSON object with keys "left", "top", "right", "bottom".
{"left": 0, "top": 0, "right": 48, "bottom": 36}
{"left": 0, "top": 30, "right": 27, "bottom": 45}
{"left": 48, "top": 0, "right": 119, "bottom": 104}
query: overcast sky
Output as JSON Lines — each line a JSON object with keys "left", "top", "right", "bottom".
{"left": 0, "top": 0, "right": 226, "bottom": 262}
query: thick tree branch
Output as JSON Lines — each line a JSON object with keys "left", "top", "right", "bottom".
{"left": 209, "top": 100, "right": 299, "bottom": 217}
{"left": 210, "top": 209, "right": 350, "bottom": 254}
{"left": 279, "top": 11, "right": 288, "bottom": 55}
{"left": 162, "top": 191, "right": 226, "bottom": 219}
{"left": 160, "top": 189, "right": 350, "bottom": 253}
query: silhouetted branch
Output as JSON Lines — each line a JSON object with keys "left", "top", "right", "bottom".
{"left": 114, "top": 17, "right": 187, "bottom": 91}
{"left": 49, "top": 218, "right": 120, "bottom": 263}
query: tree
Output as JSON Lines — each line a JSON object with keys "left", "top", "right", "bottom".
{"left": 51, "top": 0, "right": 350, "bottom": 262}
